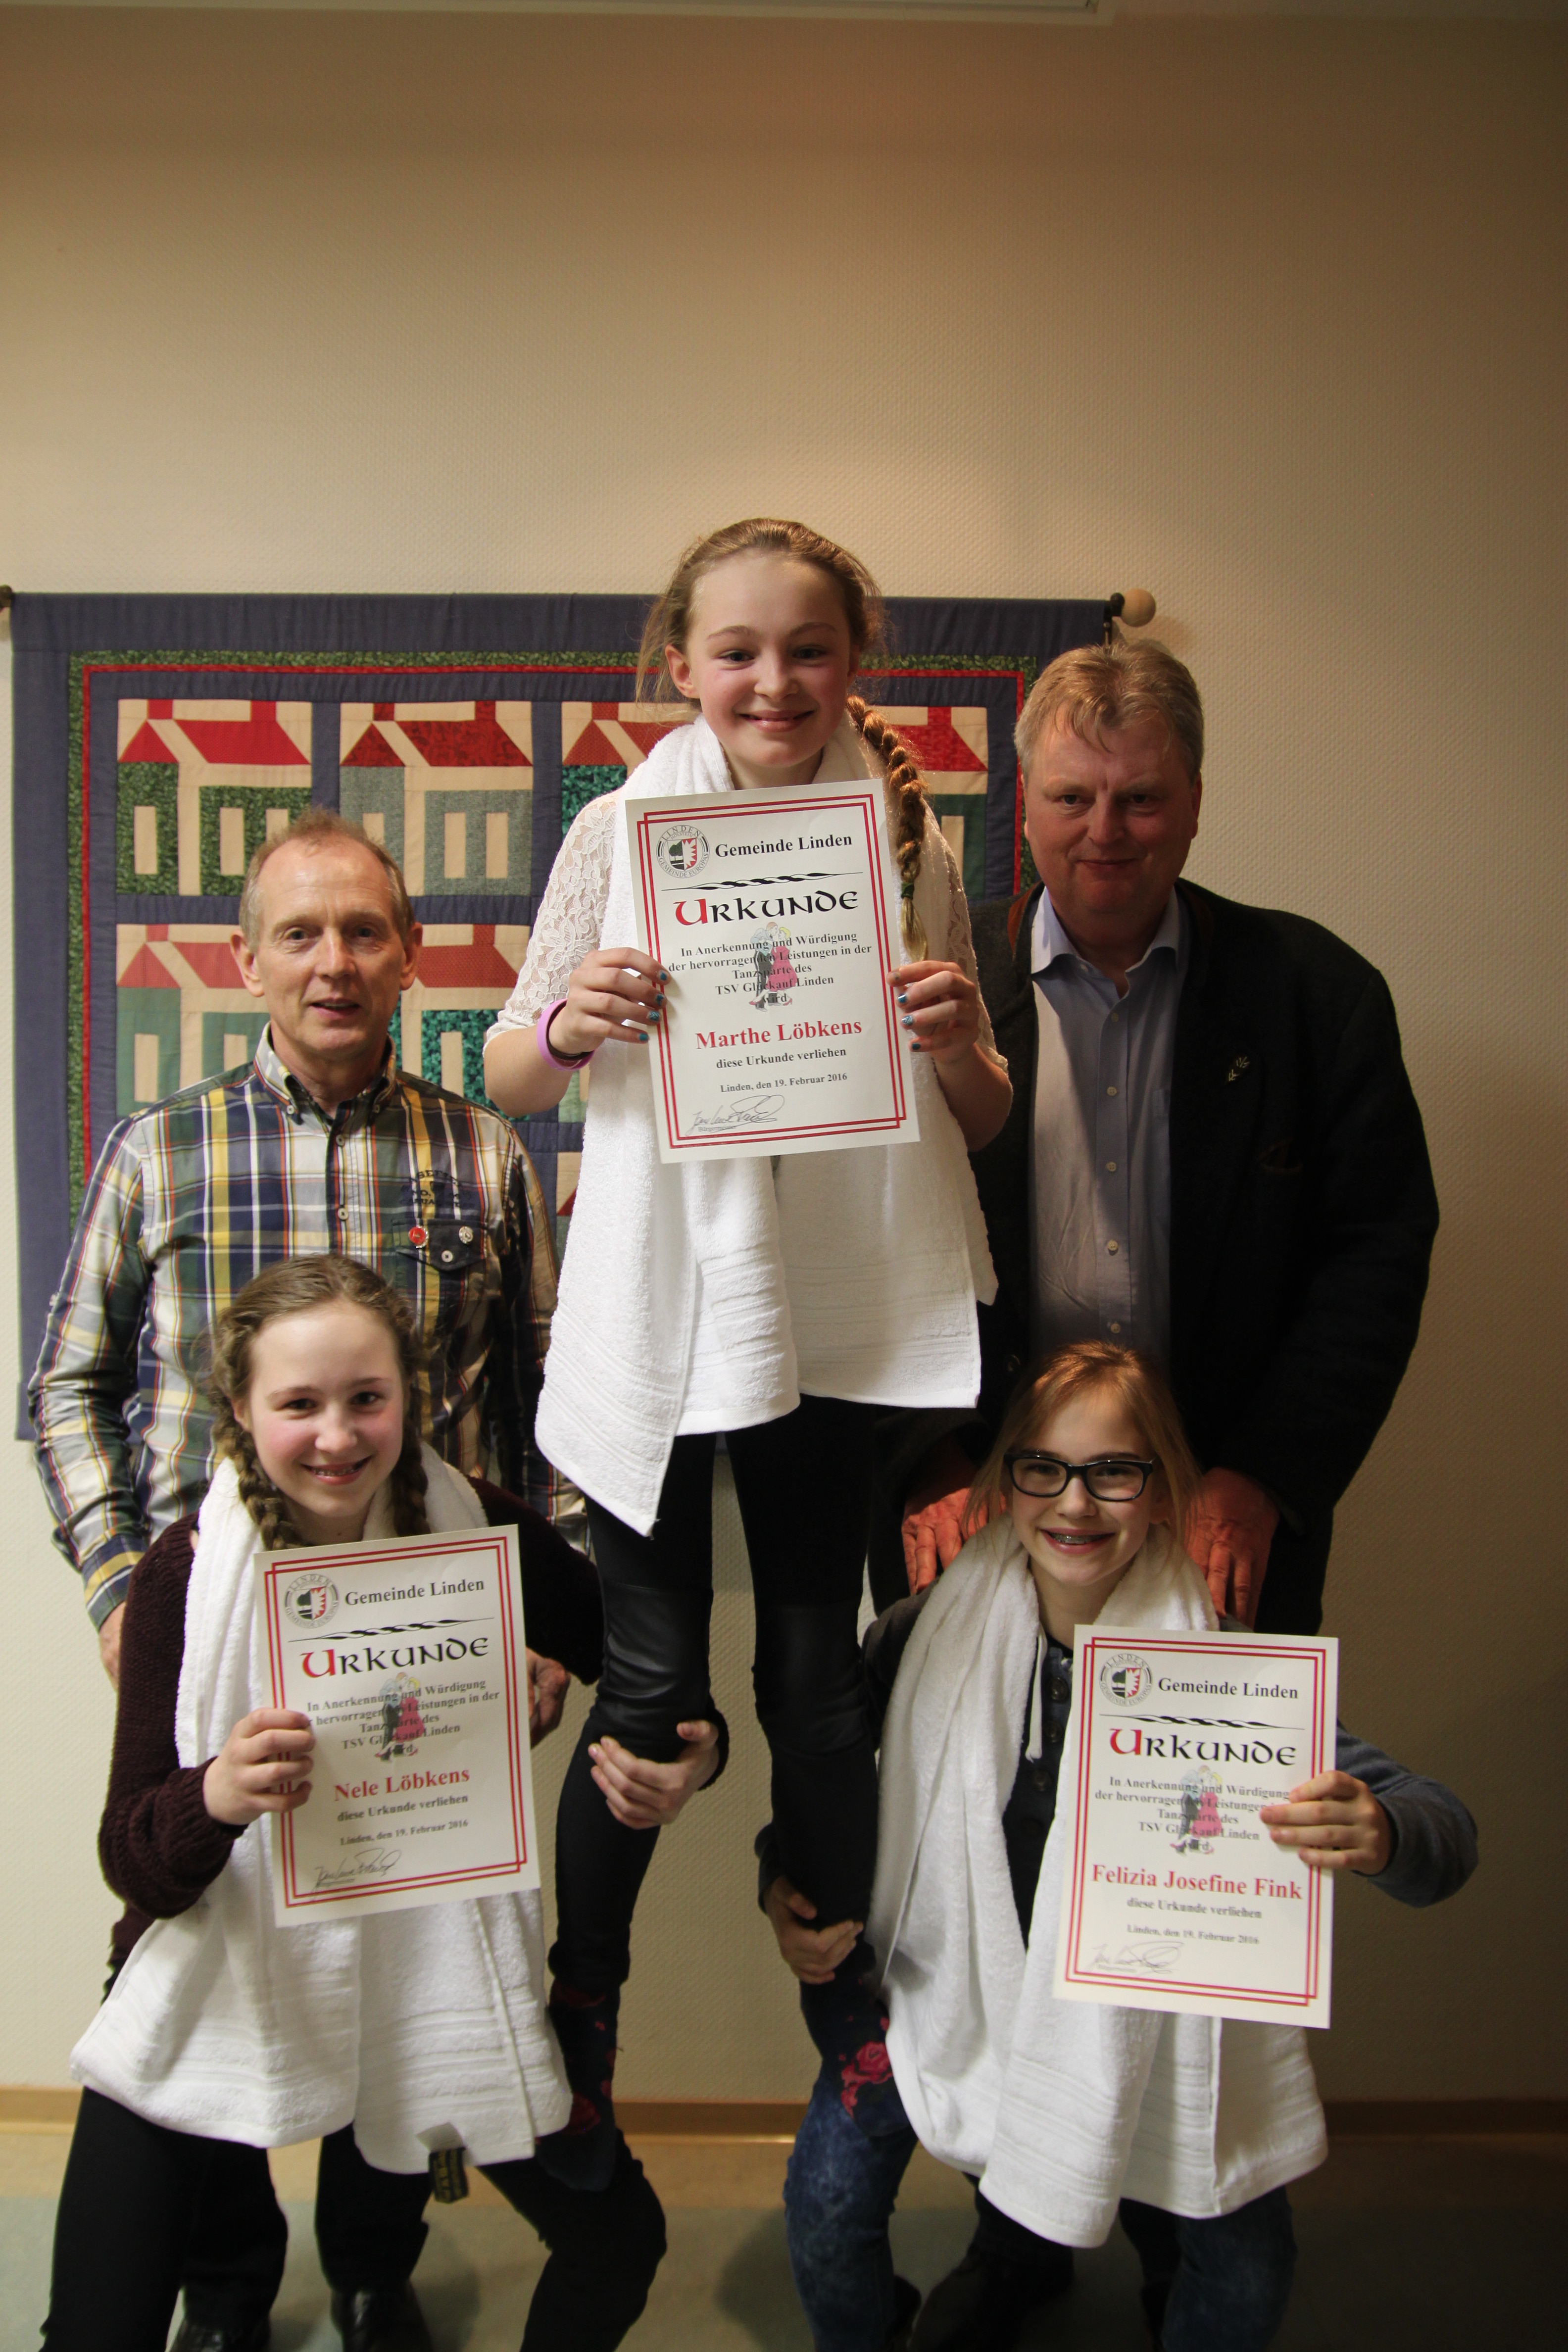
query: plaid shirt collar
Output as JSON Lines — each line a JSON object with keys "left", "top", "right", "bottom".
{"left": 252, "top": 1025, "right": 401, "bottom": 1126}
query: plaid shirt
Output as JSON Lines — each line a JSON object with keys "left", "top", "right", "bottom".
{"left": 31, "top": 1030, "right": 565, "bottom": 1627}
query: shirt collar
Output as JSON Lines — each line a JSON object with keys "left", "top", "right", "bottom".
{"left": 1031, "top": 886, "right": 1184, "bottom": 982}
{"left": 252, "top": 1026, "right": 400, "bottom": 1122}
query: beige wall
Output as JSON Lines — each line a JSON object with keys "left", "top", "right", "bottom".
{"left": 1, "top": 6, "right": 1564, "bottom": 2101}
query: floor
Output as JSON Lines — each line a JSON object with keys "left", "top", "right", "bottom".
{"left": 1, "top": 2127, "right": 1560, "bottom": 2349}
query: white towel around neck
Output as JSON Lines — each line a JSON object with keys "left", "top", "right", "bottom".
{"left": 71, "top": 1450, "right": 569, "bottom": 2169}
{"left": 868, "top": 1520, "right": 1326, "bottom": 2246}
{"left": 535, "top": 711, "right": 997, "bottom": 1534}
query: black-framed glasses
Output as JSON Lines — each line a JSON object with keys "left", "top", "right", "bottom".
{"left": 1004, "top": 1451, "right": 1157, "bottom": 1502}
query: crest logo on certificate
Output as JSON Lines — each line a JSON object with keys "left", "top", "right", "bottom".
{"left": 1056, "top": 1630, "right": 1339, "bottom": 2027}
{"left": 626, "top": 779, "right": 920, "bottom": 1162}
{"left": 255, "top": 1524, "right": 539, "bottom": 1924}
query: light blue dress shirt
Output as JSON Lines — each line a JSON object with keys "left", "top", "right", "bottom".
{"left": 1029, "top": 889, "right": 1188, "bottom": 1367}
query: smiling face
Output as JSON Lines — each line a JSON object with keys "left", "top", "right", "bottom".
{"left": 234, "top": 839, "right": 422, "bottom": 1110}
{"left": 235, "top": 1303, "right": 407, "bottom": 1545}
{"left": 665, "top": 552, "right": 859, "bottom": 790}
{"left": 1007, "top": 1386, "right": 1168, "bottom": 1640}
{"left": 1023, "top": 712, "right": 1201, "bottom": 980}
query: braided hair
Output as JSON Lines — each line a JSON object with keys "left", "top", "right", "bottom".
{"left": 637, "top": 519, "right": 930, "bottom": 954}
{"left": 204, "top": 1256, "right": 432, "bottom": 1548}
{"left": 846, "top": 696, "right": 930, "bottom": 960}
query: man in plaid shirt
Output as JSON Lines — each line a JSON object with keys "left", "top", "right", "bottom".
{"left": 30, "top": 808, "right": 571, "bottom": 2352}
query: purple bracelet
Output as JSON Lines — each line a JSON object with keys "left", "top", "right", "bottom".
{"left": 537, "top": 996, "right": 594, "bottom": 1073}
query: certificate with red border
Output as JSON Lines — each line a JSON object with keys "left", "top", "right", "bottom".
{"left": 255, "top": 1525, "right": 538, "bottom": 1923}
{"left": 1054, "top": 1631, "right": 1338, "bottom": 2027}
{"left": 625, "top": 781, "right": 919, "bottom": 1162}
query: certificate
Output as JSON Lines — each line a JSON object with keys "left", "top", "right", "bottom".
{"left": 254, "top": 1526, "right": 539, "bottom": 1923}
{"left": 625, "top": 779, "right": 919, "bottom": 1161}
{"left": 1054, "top": 1631, "right": 1338, "bottom": 2027}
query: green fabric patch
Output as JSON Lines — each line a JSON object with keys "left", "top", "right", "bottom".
{"left": 341, "top": 770, "right": 406, "bottom": 872}
{"left": 562, "top": 766, "right": 625, "bottom": 828}
{"left": 421, "top": 1006, "right": 493, "bottom": 1106}
{"left": 198, "top": 785, "right": 313, "bottom": 894}
{"left": 116, "top": 988, "right": 183, "bottom": 1116}
{"left": 115, "top": 764, "right": 180, "bottom": 893}
{"left": 928, "top": 793, "right": 987, "bottom": 910}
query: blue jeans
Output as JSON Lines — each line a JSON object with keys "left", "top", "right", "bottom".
{"left": 783, "top": 2063, "right": 1296, "bottom": 2352}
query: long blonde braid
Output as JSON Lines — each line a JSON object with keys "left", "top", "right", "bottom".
{"left": 847, "top": 696, "right": 930, "bottom": 959}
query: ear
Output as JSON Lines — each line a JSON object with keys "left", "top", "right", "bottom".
{"left": 233, "top": 931, "right": 267, "bottom": 1001}
{"left": 398, "top": 920, "right": 422, "bottom": 994}
{"left": 1147, "top": 1476, "right": 1173, "bottom": 1528}
{"left": 665, "top": 643, "right": 697, "bottom": 701}
{"left": 232, "top": 1392, "right": 252, "bottom": 1433}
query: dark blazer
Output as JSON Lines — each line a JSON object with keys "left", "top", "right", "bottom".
{"left": 968, "top": 879, "right": 1439, "bottom": 1633}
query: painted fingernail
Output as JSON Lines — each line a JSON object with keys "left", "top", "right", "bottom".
{"left": 900, "top": 1015, "right": 914, "bottom": 1029}
{"left": 637, "top": 1030, "right": 649, "bottom": 1042}
{"left": 895, "top": 990, "right": 908, "bottom": 1004}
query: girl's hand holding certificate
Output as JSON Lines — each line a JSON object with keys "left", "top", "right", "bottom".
{"left": 549, "top": 945, "right": 667, "bottom": 1060}
{"left": 202, "top": 1707, "right": 314, "bottom": 1826}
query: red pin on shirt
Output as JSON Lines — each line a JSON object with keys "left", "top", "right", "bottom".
{"left": 409, "top": 1225, "right": 429, "bottom": 1247}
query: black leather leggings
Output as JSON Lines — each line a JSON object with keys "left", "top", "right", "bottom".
{"left": 552, "top": 1397, "right": 879, "bottom": 1995}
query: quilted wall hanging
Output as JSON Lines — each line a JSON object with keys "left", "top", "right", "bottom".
{"left": 9, "top": 590, "right": 1105, "bottom": 1397}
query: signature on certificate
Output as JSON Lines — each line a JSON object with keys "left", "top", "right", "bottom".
{"left": 1088, "top": 1940, "right": 1184, "bottom": 1975}
{"left": 686, "top": 1093, "right": 786, "bottom": 1133}
{"left": 313, "top": 1846, "right": 402, "bottom": 1889}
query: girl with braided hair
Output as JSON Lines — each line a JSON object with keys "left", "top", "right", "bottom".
{"left": 484, "top": 519, "right": 1011, "bottom": 2187}
{"left": 44, "top": 1255, "right": 673, "bottom": 2352}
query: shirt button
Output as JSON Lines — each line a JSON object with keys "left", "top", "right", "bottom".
{"left": 458, "top": 1225, "right": 474, "bottom": 1243}
{"left": 1110, "top": 1012, "right": 1120, "bottom": 1024}
{"left": 441, "top": 1248, "right": 455, "bottom": 1264}
{"left": 1106, "top": 1085, "right": 1118, "bottom": 1097}
{"left": 1107, "top": 1240, "right": 1120, "bottom": 1254}
{"left": 1105, "top": 1160, "right": 1118, "bottom": 1173}
{"left": 336, "top": 1207, "right": 348, "bottom": 1223}
{"left": 1109, "top": 1320, "right": 1123, "bottom": 1332}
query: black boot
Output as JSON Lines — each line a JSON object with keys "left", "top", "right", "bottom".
{"left": 535, "top": 1981, "right": 621, "bottom": 2192}
{"left": 888, "top": 2274, "right": 922, "bottom": 2351}
{"left": 907, "top": 2230, "right": 1073, "bottom": 2352}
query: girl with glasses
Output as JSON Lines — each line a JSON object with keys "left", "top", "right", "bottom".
{"left": 765, "top": 1342, "right": 1476, "bottom": 2352}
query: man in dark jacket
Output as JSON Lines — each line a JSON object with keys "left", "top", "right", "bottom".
{"left": 899, "top": 641, "right": 1437, "bottom": 1636}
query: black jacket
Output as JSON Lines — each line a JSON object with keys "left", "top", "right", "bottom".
{"left": 968, "top": 879, "right": 1439, "bottom": 1632}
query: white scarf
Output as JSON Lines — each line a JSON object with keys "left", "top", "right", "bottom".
{"left": 72, "top": 1449, "right": 570, "bottom": 2170}
{"left": 536, "top": 712, "right": 998, "bottom": 1534}
{"left": 869, "top": 1520, "right": 1326, "bottom": 2245}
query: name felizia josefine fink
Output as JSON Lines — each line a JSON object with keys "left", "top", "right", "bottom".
{"left": 1092, "top": 1866, "right": 1304, "bottom": 1900}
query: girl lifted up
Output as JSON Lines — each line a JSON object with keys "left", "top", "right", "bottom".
{"left": 485, "top": 519, "right": 1011, "bottom": 2180}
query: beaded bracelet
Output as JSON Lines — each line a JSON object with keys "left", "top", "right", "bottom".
{"left": 537, "top": 996, "right": 594, "bottom": 1073}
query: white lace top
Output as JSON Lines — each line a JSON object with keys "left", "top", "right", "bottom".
{"left": 488, "top": 782, "right": 1003, "bottom": 1438}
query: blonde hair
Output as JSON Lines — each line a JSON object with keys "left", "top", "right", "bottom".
{"left": 1015, "top": 639, "right": 1204, "bottom": 787}
{"left": 636, "top": 517, "right": 930, "bottom": 955}
{"left": 204, "top": 1256, "right": 431, "bottom": 1550}
{"left": 238, "top": 807, "right": 417, "bottom": 948}
{"left": 968, "top": 1342, "right": 1201, "bottom": 1546}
